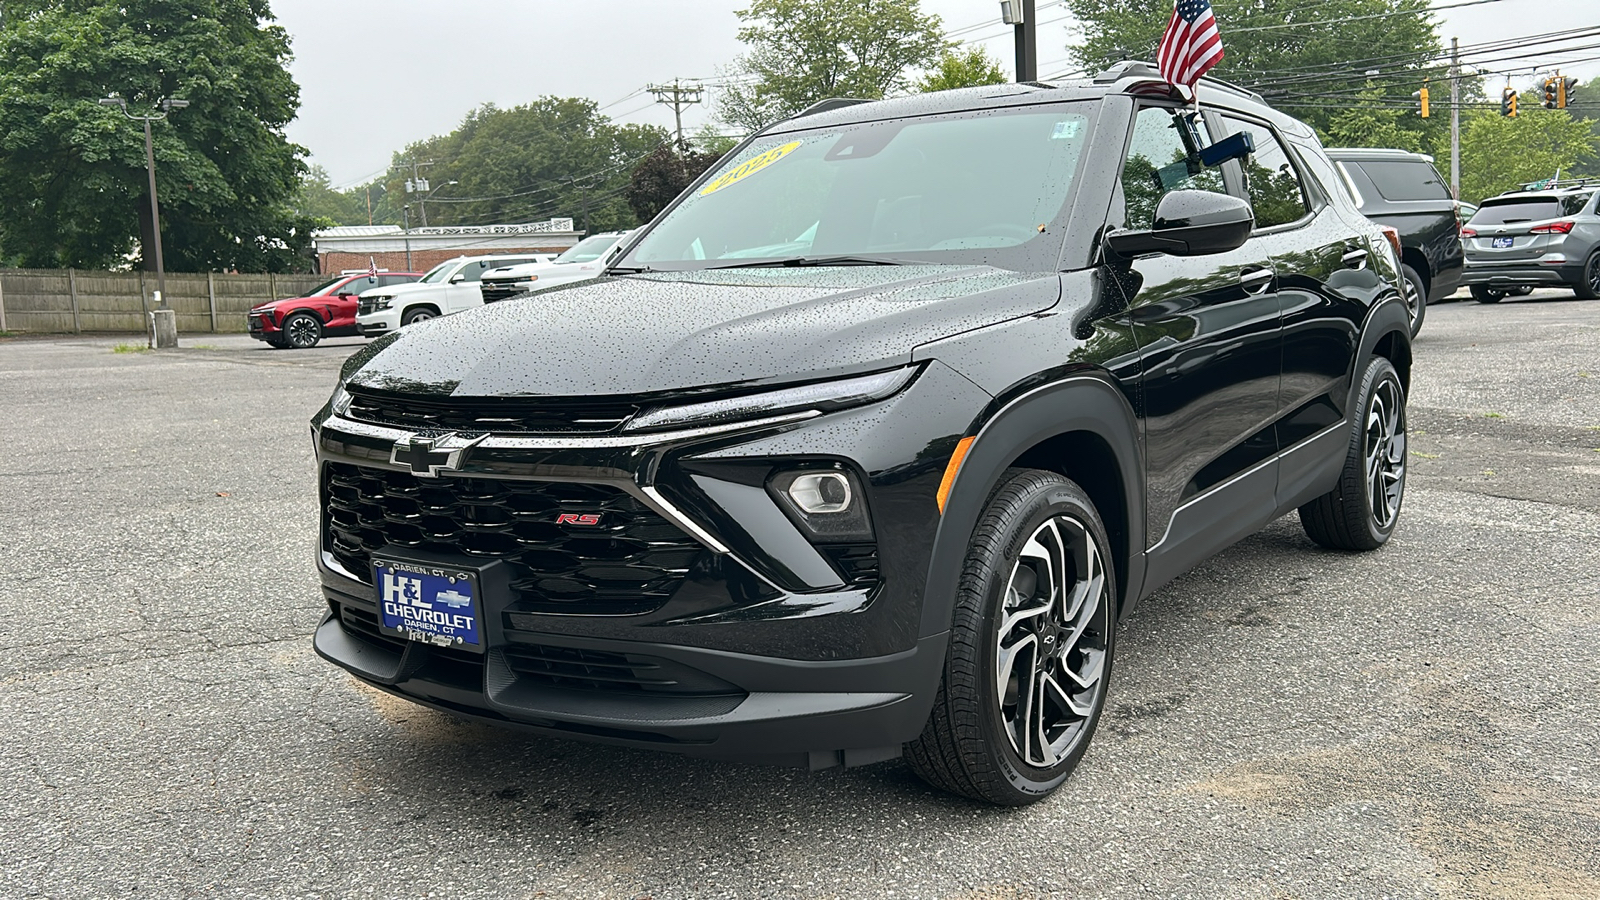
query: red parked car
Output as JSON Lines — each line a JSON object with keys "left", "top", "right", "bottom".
{"left": 248, "top": 272, "right": 422, "bottom": 349}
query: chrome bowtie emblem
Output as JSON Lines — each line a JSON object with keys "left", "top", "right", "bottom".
{"left": 390, "top": 431, "right": 487, "bottom": 478}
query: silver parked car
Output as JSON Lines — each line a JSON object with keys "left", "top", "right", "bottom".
{"left": 1460, "top": 183, "right": 1600, "bottom": 302}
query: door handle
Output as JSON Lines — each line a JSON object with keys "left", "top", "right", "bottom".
{"left": 1239, "top": 268, "right": 1273, "bottom": 295}
{"left": 1341, "top": 247, "right": 1369, "bottom": 269}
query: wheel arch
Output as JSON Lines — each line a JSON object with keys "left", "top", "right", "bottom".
{"left": 403, "top": 302, "right": 442, "bottom": 319}
{"left": 1400, "top": 246, "right": 1431, "bottom": 296}
{"left": 1358, "top": 296, "right": 1413, "bottom": 398}
{"left": 919, "top": 374, "right": 1146, "bottom": 639}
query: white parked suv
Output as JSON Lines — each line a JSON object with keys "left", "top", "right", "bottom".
{"left": 478, "top": 231, "right": 635, "bottom": 304}
{"left": 356, "top": 253, "right": 552, "bottom": 337}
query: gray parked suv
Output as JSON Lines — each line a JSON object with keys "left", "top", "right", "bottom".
{"left": 1461, "top": 183, "right": 1600, "bottom": 302}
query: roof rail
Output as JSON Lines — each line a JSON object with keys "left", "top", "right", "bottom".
{"left": 1514, "top": 176, "right": 1598, "bottom": 192}
{"left": 1091, "top": 60, "right": 1262, "bottom": 101}
{"left": 793, "top": 97, "right": 874, "bottom": 119}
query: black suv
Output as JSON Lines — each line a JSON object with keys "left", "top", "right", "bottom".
{"left": 312, "top": 63, "right": 1413, "bottom": 806}
{"left": 1324, "top": 148, "right": 1464, "bottom": 335}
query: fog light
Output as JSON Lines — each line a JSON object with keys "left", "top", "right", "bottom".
{"left": 768, "top": 468, "right": 874, "bottom": 542}
{"left": 788, "top": 472, "right": 852, "bottom": 513}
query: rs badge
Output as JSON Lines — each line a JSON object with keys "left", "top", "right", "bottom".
{"left": 555, "top": 513, "right": 602, "bottom": 526}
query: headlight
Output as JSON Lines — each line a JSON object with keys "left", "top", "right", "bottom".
{"left": 517, "top": 277, "right": 538, "bottom": 287}
{"left": 622, "top": 366, "right": 918, "bottom": 434}
{"left": 373, "top": 297, "right": 393, "bottom": 310}
{"left": 330, "top": 383, "right": 354, "bottom": 417}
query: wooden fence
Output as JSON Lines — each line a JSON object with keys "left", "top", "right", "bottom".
{"left": 0, "top": 268, "right": 328, "bottom": 334}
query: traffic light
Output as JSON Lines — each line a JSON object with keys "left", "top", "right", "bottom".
{"left": 1502, "top": 87, "right": 1518, "bottom": 117}
{"left": 1541, "top": 78, "right": 1559, "bottom": 109}
{"left": 1560, "top": 77, "right": 1577, "bottom": 109}
{"left": 1414, "top": 82, "right": 1430, "bottom": 118}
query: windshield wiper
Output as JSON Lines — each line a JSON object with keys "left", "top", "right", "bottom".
{"left": 607, "top": 265, "right": 654, "bottom": 274}
{"left": 705, "top": 255, "right": 907, "bottom": 270}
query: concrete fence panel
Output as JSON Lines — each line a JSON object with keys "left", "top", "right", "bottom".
{"left": 0, "top": 268, "right": 331, "bottom": 334}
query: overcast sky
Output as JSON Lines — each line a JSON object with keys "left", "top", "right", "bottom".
{"left": 271, "top": 0, "right": 1600, "bottom": 188}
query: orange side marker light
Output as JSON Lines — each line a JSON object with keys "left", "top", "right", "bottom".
{"left": 936, "top": 436, "right": 975, "bottom": 515}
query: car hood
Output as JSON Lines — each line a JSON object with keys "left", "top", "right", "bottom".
{"left": 487, "top": 259, "right": 601, "bottom": 281}
{"left": 369, "top": 281, "right": 439, "bottom": 298}
{"left": 253, "top": 296, "right": 323, "bottom": 311}
{"left": 342, "top": 265, "right": 1060, "bottom": 398}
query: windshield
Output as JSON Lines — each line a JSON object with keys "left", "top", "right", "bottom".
{"left": 620, "top": 105, "right": 1092, "bottom": 271}
{"left": 417, "top": 261, "right": 458, "bottom": 284}
{"left": 556, "top": 235, "right": 621, "bottom": 264}
{"left": 307, "top": 276, "right": 345, "bottom": 296}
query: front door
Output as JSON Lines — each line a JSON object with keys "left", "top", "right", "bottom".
{"left": 1105, "top": 104, "right": 1283, "bottom": 579}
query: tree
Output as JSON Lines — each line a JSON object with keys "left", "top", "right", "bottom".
{"left": 718, "top": 0, "right": 949, "bottom": 132}
{"left": 917, "top": 47, "right": 1008, "bottom": 93}
{"left": 1063, "top": 0, "right": 1443, "bottom": 136}
{"left": 360, "top": 99, "right": 670, "bottom": 234}
{"left": 0, "top": 0, "right": 317, "bottom": 272}
{"left": 295, "top": 165, "right": 367, "bottom": 226}
{"left": 626, "top": 146, "right": 728, "bottom": 222}
{"left": 1322, "top": 86, "right": 1426, "bottom": 153}
{"left": 1455, "top": 96, "right": 1599, "bottom": 202}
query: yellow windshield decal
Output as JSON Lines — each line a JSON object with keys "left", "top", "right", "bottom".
{"left": 699, "top": 141, "right": 803, "bottom": 196}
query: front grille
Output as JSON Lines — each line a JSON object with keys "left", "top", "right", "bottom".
{"left": 344, "top": 390, "right": 637, "bottom": 434}
{"left": 500, "top": 642, "right": 742, "bottom": 696}
{"left": 323, "top": 463, "right": 704, "bottom": 615}
{"left": 357, "top": 298, "right": 378, "bottom": 315}
{"left": 480, "top": 282, "right": 525, "bottom": 304}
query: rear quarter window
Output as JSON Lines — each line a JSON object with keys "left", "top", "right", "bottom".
{"left": 1561, "top": 192, "right": 1595, "bottom": 216}
{"left": 1356, "top": 160, "right": 1450, "bottom": 202}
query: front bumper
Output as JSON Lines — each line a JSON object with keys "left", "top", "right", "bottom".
{"left": 310, "top": 362, "right": 989, "bottom": 764}
{"left": 356, "top": 309, "right": 399, "bottom": 336}
{"left": 247, "top": 313, "right": 279, "bottom": 340}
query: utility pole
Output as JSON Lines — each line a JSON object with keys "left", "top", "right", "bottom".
{"left": 99, "top": 93, "right": 188, "bottom": 349}
{"left": 1001, "top": 0, "right": 1037, "bottom": 82}
{"left": 1449, "top": 37, "right": 1461, "bottom": 199}
{"left": 646, "top": 79, "right": 705, "bottom": 149}
{"left": 402, "top": 204, "right": 413, "bottom": 271}
{"left": 402, "top": 158, "right": 435, "bottom": 226}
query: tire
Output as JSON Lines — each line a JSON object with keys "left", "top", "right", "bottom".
{"left": 281, "top": 312, "right": 322, "bottom": 349}
{"left": 264, "top": 335, "right": 289, "bottom": 350}
{"left": 1575, "top": 251, "right": 1600, "bottom": 300}
{"left": 1299, "top": 356, "right": 1407, "bottom": 551}
{"left": 905, "top": 469, "right": 1116, "bottom": 806}
{"left": 1508, "top": 285, "right": 1534, "bottom": 297}
{"left": 1400, "top": 264, "right": 1427, "bottom": 337}
{"left": 1470, "top": 285, "right": 1505, "bottom": 304}
{"left": 401, "top": 307, "right": 438, "bottom": 326}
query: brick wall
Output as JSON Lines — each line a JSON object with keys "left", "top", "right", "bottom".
{"left": 319, "top": 246, "right": 572, "bottom": 275}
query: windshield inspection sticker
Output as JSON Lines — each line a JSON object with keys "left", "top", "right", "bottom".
{"left": 1051, "top": 120, "right": 1083, "bottom": 140}
{"left": 699, "top": 141, "right": 803, "bottom": 195}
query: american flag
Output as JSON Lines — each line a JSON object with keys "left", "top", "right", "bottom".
{"left": 1157, "top": 0, "right": 1225, "bottom": 89}
{"left": 367, "top": 256, "right": 378, "bottom": 277}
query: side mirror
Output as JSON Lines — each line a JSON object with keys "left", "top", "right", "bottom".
{"left": 449, "top": 273, "right": 466, "bottom": 284}
{"left": 1105, "top": 190, "right": 1255, "bottom": 258}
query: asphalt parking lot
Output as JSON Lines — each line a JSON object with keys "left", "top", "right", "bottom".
{"left": 2, "top": 292, "right": 1598, "bottom": 900}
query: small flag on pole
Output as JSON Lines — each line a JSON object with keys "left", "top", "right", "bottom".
{"left": 367, "top": 256, "right": 378, "bottom": 277}
{"left": 1157, "top": 0, "right": 1225, "bottom": 89}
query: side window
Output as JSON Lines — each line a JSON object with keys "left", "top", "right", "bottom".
{"left": 1218, "top": 116, "right": 1310, "bottom": 228}
{"left": 1118, "top": 106, "right": 1228, "bottom": 231}
{"left": 341, "top": 277, "right": 376, "bottom": 294}
{"left": 377, "top": 275, "right": 409, "bottom": 288}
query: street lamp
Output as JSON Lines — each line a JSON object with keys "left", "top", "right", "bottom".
{"left": 100, "top": 93, "right": 187, "bottom": 348}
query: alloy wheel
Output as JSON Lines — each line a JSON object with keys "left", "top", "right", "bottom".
{"left": 286, "top": 315, "right": 319, "bottom": 348}
{"left": 1402, "top": 272, "right": 1423, "bottom": 324}
{"left": 1365, "top": 377, "right": 1406, "bottom": 530}
{"left": 995, "top": 514, "right": 1109, "bottom": 769}
{"left": 1588, "top": 255, "right": 1600, "bottom": 295}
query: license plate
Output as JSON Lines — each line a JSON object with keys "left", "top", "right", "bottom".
{"left": 373, "top": 557, "right": 484, "bottom": 653}
{"left": 1492, "top": 237, "right": 1514, "bottom": 248}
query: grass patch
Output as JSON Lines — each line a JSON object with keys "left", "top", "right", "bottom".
{"left": 1483, "top": 411, "right": 1504, "bottom": 419}
{"left": 111, "top": 343, "right": 148, "bottom": 354}
{"left": 190, "top": 344, "right": 218, "bottom": 350}
{"left": 1410, "top": 451, "right": 1440, "bottom": 459}
{"left": 0, "top": 330, "right": 16, "bottom": 338}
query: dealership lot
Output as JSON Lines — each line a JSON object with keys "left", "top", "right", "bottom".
{"left": 2, "top": 295, "right": 1597, "bottom": 899}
